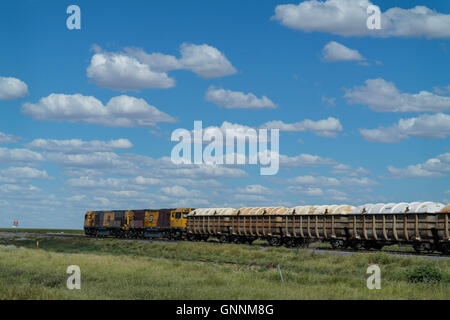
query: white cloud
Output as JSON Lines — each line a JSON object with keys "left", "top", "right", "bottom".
{"left": 127, "top": 43, "right": 236, "bottom": 78}
{"left": 89, "top": 43, "right": 236, "bottom": 90}
{"left": 321, "top": 96, "right": 336, "bottom": 106}
{"left": 45, "top": 151, "right": 136, "bottom": 169}
{"left": 262, "top": 117, "right": 342, "bottom": 137}
{"left": 0, "top": 76, "right": 28, "bottom": 100}
{"left": 345, "top": 78, "right": 450, "bottom": 112}
{"left": 273, "top": 0, "right": 450, "bottom": 38}
{"left": 341, "top": 176, "right": 378, "bottom": 186}
{"left": 387, "top": 164, "right": 443, "bottom": 178}
{"left": 286, "top": 186, "right": 324, "bottom": 197}
{"left": 192, "top": 121, "right": 270, "bottom": 147}
{"left": 387, "top": 153, "right": 450, "bottom": 178}
{"left": 0, "top": 132, "right": 21, "bottom": 144}
{"left": 27, "top": 138, "right": 133, "bottom": 153}
{"left": 321, "top": 41, "right": 365, "bottom": 62}
{"left": 326, "top": 189, "right": 349, "bottom": 202}
{"left": 282, "top": 173, "right": 378, "bottom": 189}
{"left": 134, "top": 176, "right": 161, "bottom": 186}
{"left": 0, "top": 147, "right": 43, "bottom": 164}
{"left": 158, "top": 164, "right": 248, "bottom": 179}
{"left": 22, "top": 94, "right": 176, "bottom": 128}
{"left": 286, "top": 175, "right": 340, "bottom": 187}
{"left": 205, "top": 87, "right": 277, "bottom": 109}
{"left": 237, "top": 184, "right": 272, "bottom": 195}
{"left": 0, "top": 167, "right": 48, "bottom": 184}
{"left": 160, "top": 185, "right": 202, "bottom": 198}
{"left": 331, "top": 163, "right": 371, "bottom": 176}
{"left": 125, "top": 49, "right": 181, "bottom": 72}
{"left": 177, "top": 43, "right": 237, "bottom": 78}
{"left": 280, "top": 153, "right": 336, "bottom": 168}
{"left": 87, "top": 51, "right": 175, "bottom": 90}
{"left": 360, "top": 113, "right": 450, "bottom": 143}
{"left": 433, "top": 85, "right": 450, "bottom": 95}
{"left": 66, "top": 176, "right": 145, "bottom": 190}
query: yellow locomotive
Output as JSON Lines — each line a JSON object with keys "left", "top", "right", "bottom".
{"left": 84, "top": 208, "right": 192, "bottom": 239}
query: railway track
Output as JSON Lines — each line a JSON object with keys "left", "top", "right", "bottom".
{"left": 1, "top": 231, "right": 448, "bottom": 260}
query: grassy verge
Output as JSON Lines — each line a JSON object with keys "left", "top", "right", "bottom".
{"left": 0, "top": 237, "right": 449, "bottom": 299}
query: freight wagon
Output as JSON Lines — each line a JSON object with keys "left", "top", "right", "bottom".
{"left": 84, "top": 208, "right": 192, "bottom": 239}
{"left": 186, "top": 202, "right": 450, "bottom": 254}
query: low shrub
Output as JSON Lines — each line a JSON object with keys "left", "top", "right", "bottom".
{"left": 406, "top": 264, "right": 442, "bottom": 284}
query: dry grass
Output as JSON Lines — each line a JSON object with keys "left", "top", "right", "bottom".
{"left": 0, "top": 238, "right": 449, "bottom": 300}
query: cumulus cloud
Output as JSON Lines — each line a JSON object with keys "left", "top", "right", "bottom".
{"left": 159, "top": 164, "right": 248, "bottom": 179}
{"left": 0, "top": 147, "right": 43, "bottom": 164}
{"left": 286, "top": 175, "right": 340, "bottom": 187}
{"left": 236, "top": 184, "right": 272, "bottom": 195}
{"left": 282, "top": 173, "right": 378, "bottom": 188}
{"left": 44, "top": 151, "right": 136, "bottom": 170}
{"left": 387, "top": 153, "right": 450, "bottom": 178}
{"left": 66, "top": 176, "right": 145, "bottom": 191}
{"left": 341, "top": 176, "right": 378, "bottom": 186}
{"left": 22, "top": 94, "right": 176, "bottom": 128}
{"left": 331, "top": 163, "right": 371, "bottom": 177}
{"left": 0, "top": 76, "right": 28, "bottom": 100}
{"left": 321, "top": 96, "right": 336, "bottom": 106}
{"left": 433, "top": 85, "right": 450, "bottom": 95}
{"left": 279, "top": 153, "right": 336, "bottom": 168}
{"left": 0, "top": 167, "right": 48, "bottom": 184}
{"left": 326, "top": 189, "right": 349, "bottom": 202}
{"left": 160, "top": 185, "right": 197, "bottom": 198}
{"left": 27, "top": 138, "right": 133, "bottom": 153}
{"left": 345, "top": 78, "right": 450, "bottom": 112}
{"left": 286, "top": 186, "right": 324, "bottom": 197}
{"left": 126, "top": 43, "right": 236, "bottom": 78}
{"left": 321, "top": 41, "right": 365, "bottom": 62}
{"left": 87, "top": 51, "right": 175, "bottom": 90}
{"left": 360, "top": 113, "right": 450, "bottom": 143}
{"left": 177, "top": 43, "right": 237, "bottom": 78}
{"left": 125, "top": 49, "right": 181, "bottom": 73}
{"left": 188, "top": 121, "right": 270, "bottom": 147}
{"left": 205, "top": 87, "right": 277, "bottom": 109}
{"left": 273, "top": 0, "right": 450, "bottom": 38}
{"left": 0, "top": 132, "right": 21, "bottom": 144}
{"left": 262, "top": 117, "right": 342, "bottom": 137}
{"left": 88, "top": 43, "right": 236, "bottom": 90}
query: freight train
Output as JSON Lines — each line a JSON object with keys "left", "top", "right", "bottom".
{"left": 84, "top": 202, "right": 450, "bottom": 254}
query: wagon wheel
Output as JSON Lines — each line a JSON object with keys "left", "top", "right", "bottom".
{"left": 218, "top": 235, "right": 228, "bottom": 243}
{"left": 284, "top": 238, "right": 294, "bottom": 247}
{"left": 351, "top": 241, "right": 362, "bottom": 251}
{"left": 372, "top": 243, "right": 384, "bottom": 250}
{"left": 269, "top": 237, "right": 282, "bottom": 247}
{"left": 441, "top": 243, "right": 450, "bottom": 255}
{"left": 363, "top": 241, "right": 373, "bottom": 250}
{"left": 330, "top": 240, "right": 341, "bottom": 249}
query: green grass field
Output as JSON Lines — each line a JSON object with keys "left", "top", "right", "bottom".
{"left": 0, "top": 235, "right": 449, "bottom": 300}
{"left": 0, "top": 228, "right": 84, "bottom": 234}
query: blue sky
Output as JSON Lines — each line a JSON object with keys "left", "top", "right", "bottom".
{"left": 0, "top": 0, "right": 449, "bottom": 228}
